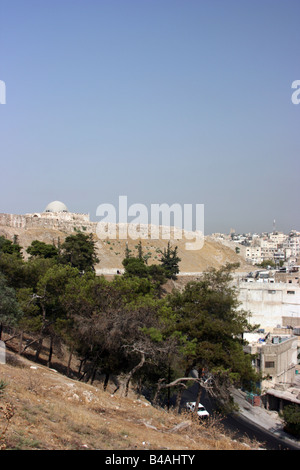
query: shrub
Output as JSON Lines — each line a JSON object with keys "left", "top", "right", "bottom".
{"left": 282, "top": 404, "right": 300, "bottom": 438}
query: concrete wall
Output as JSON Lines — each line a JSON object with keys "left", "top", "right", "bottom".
{"left": 261, "top": 337, "right": 297, "bottom": 386}
{"left": 244, "top": 335, "right": 298, "bottom": 389}
{"left": 238, "top": 281, "right": 300, "bottom": 330}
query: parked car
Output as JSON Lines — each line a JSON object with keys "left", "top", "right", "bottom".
{"left": 185, "top": 401, "right": 209, "bottom": 418}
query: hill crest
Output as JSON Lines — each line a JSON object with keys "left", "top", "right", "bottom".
{"left": 0, "top": 210, "right": 250, "bottom": 273}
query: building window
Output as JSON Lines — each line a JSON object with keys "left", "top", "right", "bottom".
{"left": 268, "top": 290, "right": 276, "bottom": 294}
{"left": 287, "top": 291, "right": 295, "bottom": 294}
{"left": 265, "top": 361, "right": 275, "bottom": 368}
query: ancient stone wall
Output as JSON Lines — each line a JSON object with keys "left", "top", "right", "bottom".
{"left": 0, "top": 213, "right": 26, "bottom": 229}
{"left": 0, "top": 212, "right": 96, "bottom": 233}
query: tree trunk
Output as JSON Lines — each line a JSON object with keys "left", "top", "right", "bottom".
{"left": 194, "top": 384, "right": 203, "bottom": 417}
{"left": 123, "top": 351, "right": 145, "bottom": 397}
{"left": 34, "top": 337, "right": 43, "bottom": 362}
{"left": 153, "top": 378, "right": 165, "bottom": 405}
{"left": 103, "top": 372, "right": 110, "bottom": 391}
{"left": 78, "top": 358, "right": 86, "bottom": 376}
{"left": 47, "top": 335, "right": 54, "bottom": 367}
{"left": 91, "top": 366, "right": 97, "bottom": 384}
{"left": 66, "top": 346, "right": 73, "bottom": 377}
{"left": 35, "top": 303, "right": 46, "bottom": 362}
{"left": 175, "top": 386, "right": 184, "bottom": 413}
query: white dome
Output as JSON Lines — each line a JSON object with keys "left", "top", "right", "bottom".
{"left": 44, "top": 201, "right": 68, "bottom": 213}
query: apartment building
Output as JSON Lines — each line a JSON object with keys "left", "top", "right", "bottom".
{"left": 243, "top": 332, "right": 298, "bottom": 391}
{"left": 269, "top": 232, "right": 288, "bottom": 245}
{"left": 284, "top": 234, "right": 300, "bottom": 258}
{"left": 218, "top": 229, "right": 300, "bottom": 266}
{"left": 238, "top": 281, "right": 300, "bottom": 330}
{"left": 244, "top": 246, "right": 262, "bottom": 264}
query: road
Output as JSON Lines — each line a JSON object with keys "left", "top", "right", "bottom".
{"left": 178, "top": 373, "right": 300, "bottom": 451}
{"left": 221, "top": 408, "right": 299, "bottom": 451}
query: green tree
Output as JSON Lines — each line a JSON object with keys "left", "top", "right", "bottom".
{"left": 0, "top": 253, "right": 55, "bottom": 354}
{"left": 165, "top": 263, "right": 259, "bottom": 409}
{"left": 0, "top": 274, "right": 23, "bottom": 340}
{"left": 137, "top": 240, "right": 143, "bottom": 260}
{"left": 259, "top": 259, "right": 275, "bottom": 268}
{"left": 65, "top": 274, "right": 174, "bottom": 393}
{"left": 59, "top": 233, "right": 99, "bottom": 272}
{"left": 0, "top": 252, "right": 26, "bottom": 289}
{"left": 147, "top": 264, "right": 167, "bottom": 285}
{"left": 22, "top": 257, "right": 56, "bottom": 289}
{"left": 58, "top": 271, "right": 101, "bottom": 377}
{"left": 122, "top": 253, "right": 167, "bottom": 298}
{"left": 122, "top": 257, "right": 149, "bottom": 279}
{"left": 282, "top": 404, "right": 300, "bottom": 438}
{"left": 62, "top": 275, "right": 129, "bottom": 384}
{"left": 159, "top": 242, "right": 181, "bottom": 280}
{"left": 124, "top": 242, "right": 132, "bottom": 259}
{"left": 22, "top": 264, "right": 80, "bottom": 364}
{"left": 0, "top": 235, "right": 22, "bottom": 258}
{"left": 27, "top": 240, "right": 58, "bottom": 259}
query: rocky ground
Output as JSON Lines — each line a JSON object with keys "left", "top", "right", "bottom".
{"left": 0, "top": 350, "right": 262, "bottom": 451}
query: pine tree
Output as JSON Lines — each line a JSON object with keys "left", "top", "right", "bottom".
{"left": 124, "top": 242, "right": 132, "bottom": 259}
{"left": 159, "top": 242, "right": 181, "bottom": 280}
{"left": 60, "top": 233, "right": 99, "bottom": 272}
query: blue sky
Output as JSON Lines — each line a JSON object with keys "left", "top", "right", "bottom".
{"left": 0, "top": 0, "right": 299, "bottom": 234}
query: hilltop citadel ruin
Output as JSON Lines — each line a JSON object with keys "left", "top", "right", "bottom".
{"left": 0, "top": 200, "right": 95, "bottom": 233}
{"left": 0, "top": 200, "right": 250, "bottom": 274}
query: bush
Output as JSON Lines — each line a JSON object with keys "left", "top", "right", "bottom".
{"left": 282, "top": 404, "right": 300, "bottom": 438}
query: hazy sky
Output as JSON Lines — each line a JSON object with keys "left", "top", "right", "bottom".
{"left": 1, "top": 0, "right": 299, "bottom": 234}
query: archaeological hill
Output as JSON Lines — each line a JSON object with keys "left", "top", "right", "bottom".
{"left": 0, "top": 201, "right": 249, "bottom": 274}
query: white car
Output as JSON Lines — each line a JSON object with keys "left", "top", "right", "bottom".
{"left": 185, "top": 401, "right": 209, "bottom": 418}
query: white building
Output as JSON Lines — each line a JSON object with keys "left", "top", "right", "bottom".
{"left": 244, "top": 246, "right": 263, "bottom": 264}
{"left": 284, "top": 235, "right": 300, "bottom": 258}
{"left": 269, "top": 232, "right": 288, "bottom": 245}
{"left": 238, "top": 281, "right": 300, "bottom": 330}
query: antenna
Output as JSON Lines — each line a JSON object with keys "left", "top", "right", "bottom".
{"left": 273, "top": 219, "right": 276, "bottom": 233}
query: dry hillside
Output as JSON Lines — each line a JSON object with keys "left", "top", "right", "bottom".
{"left": 0, "top": 349, "right": 261, "bottom": 451}
{"left": 0, "top": 222, "right": 259, "bottom": 451}
{"left": 0, "top": 224, "right": 251, "bottom": 274}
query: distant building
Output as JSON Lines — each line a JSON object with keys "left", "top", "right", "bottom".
{"left": 44, "top": 200, "right": 69, "bottom": 213}
{"left": 244, "top": 246, "right": 263, "bottom": 264}
{"left": 216, "top": 229, "right": 300, "bottom": 268}
{"left": 244, "top": 332, "right": 298, "bottom": 391}
{"left": 238, "top": 281, "right": 300, "bottom": 330}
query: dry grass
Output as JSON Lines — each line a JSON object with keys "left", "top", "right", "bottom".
{"left": 0, "top": 352, "right": 262, "bottom": 451}
{"left": 0, "top": 225, "right": 250, "bottom": 274}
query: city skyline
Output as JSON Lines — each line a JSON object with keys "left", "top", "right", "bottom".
{"left": 1, "top": 1, "right": 300, "bottom": 235}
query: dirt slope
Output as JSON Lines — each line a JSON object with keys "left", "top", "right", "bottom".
{"left": 0, "top": 225, "right": 250, "bottom": 274}
{"left": 0, "top": 351, "right": 260, "bottom": 451}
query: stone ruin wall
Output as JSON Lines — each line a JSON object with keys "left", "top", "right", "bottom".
{"left": 0, "top": 212, "right": 97, "bottom": 234}
{"left": 0, "top": 213, "right": 26, "bottom": 229}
